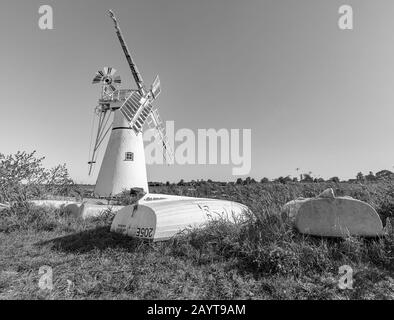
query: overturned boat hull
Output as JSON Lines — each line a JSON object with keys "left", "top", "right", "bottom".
{"left": 296, "top": 197, "right": 384, "bottom": 237}
{"left": 111, "top": 194, "right": 250, "bottom": 241}
{"left": 282, "top": 190, "right": 385, "bottom": 237}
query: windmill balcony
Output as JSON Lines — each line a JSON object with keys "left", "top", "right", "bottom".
{"left": 100, "top": 89, "right": 137, "bottom": 103}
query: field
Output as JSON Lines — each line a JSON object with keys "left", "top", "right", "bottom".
{"left": 1, "top": 177, "right": 393, "bottom": 300}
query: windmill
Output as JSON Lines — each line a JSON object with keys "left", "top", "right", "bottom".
{"left": 88, "top": 10, "right": 173, "bottom": 197}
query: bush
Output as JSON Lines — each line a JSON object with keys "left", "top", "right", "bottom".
{"left": 0, "top": 151, "right": 74, "bottom": 210}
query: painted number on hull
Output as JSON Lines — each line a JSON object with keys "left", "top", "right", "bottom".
{"left": 115, "top": 224, "right": 127, "bottom": 234}
{"left": 135, "top": 227, "right": 154, "bottom": 239}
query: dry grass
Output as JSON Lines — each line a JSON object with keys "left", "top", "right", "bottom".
{"left": 0, "top": 181, "right": 393, "bottom": 300}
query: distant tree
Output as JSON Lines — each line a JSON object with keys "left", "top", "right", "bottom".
{"left": 365, "top": 171, "right": 376, "bottom": 181}
{"left": 274, "top": 176, "right": 291, "bottom": 184}
{"left": 166, "top": 181, "right": 170, "bottom": 186}
{"left": 178, "top": 179, "right": 185, "bottom": 186}
{"left": 149, "top": 182, "right": 163, "bottom": 187}
{"left": 292, "top": 177, "right": 298, "bottom": 183}
{"left": 274, "top": 176, "right": 284, "bottom": 183}
{"left": 301, "top": 173, "right": 314, "bottom": 183}
{"left": 376, "top": 170, "right": 394, "bottom": 180}
{"left": 283, "top": 176, "right": 292, "bottom": 183}
{"left": 356, "top": 172, "right": 364, "bottom": 181}
{"left": 329, "top": 176, "right": 340, "bottom": 183}
{"left": 260, "top": 177, "right": 270, "bottom": 184}
{"left": 236, "top": 178, "right": 243, "bottom": 185}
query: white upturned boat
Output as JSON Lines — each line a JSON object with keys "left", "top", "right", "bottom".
{"left": 111, "top": 194, "right": 250, "bottom": 241}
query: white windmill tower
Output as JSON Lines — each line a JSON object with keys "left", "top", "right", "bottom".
{"left": 88, "top": 10, "right": 173, "bottom": 198}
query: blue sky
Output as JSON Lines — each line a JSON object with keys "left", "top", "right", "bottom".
{"left": 1, "top": 0, "right": 394, "bottom": 183}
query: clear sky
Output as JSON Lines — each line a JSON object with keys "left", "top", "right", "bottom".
{"left": 1, "top": 0, "right": 394, "bottom": 183}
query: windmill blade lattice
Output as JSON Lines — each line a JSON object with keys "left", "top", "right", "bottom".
{"left": 120, "top": 91, "right": 153, "bottom": 133}
{"left": 119, "top": 75, "right": 162, "bottom": 133}
{"left": 147, "top": 107, "right": 174, "bottom": 163}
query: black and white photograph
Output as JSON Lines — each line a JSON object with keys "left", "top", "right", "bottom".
{"left": 0, "top": 0, "right": 393, "bottom": 305}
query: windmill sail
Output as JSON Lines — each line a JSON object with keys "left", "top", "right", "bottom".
{"left": 119, "top": 91, "right": 153, "bottom": 133}
{"left": 108, "top": 10, "right": 144, "bottom": 95}
{"left": 147, "top": 108, "right": 173, "bottom": 163}
{"left": 103, "top": 67, "right": 116, "bottom": 76}
{"left": 108, "top": 10, "right": 174, "bottom": 163}
{"left": 92, "top": 71, "right": 104, "bottom": 84}
{"left": 151, "top": 76, "right": 161, "bottom": 99}
{"left": 120, "top": 91, "right": 142, "bottom": 122}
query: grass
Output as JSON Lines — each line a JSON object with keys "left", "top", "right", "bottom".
{"left": 0, "top": 181, "right": 393, "bottom": 300}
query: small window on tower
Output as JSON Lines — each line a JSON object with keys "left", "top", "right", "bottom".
{"left": 125, "top": 152, "right": 134, "bottom": 161}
